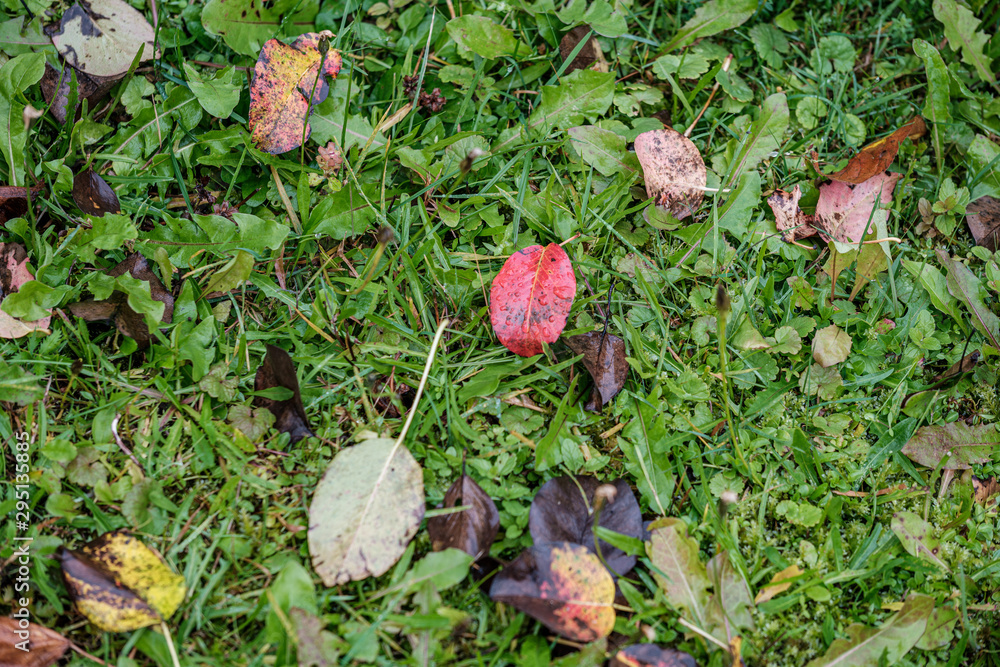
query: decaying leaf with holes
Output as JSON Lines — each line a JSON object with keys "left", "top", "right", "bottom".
{"left": 767, "top": 185, "right": 818, "bottom": 242}
{"left": 635, "top": 128, "right": 706, "bottom": 220}
{"left": 248, "top": 31, "right": 343, "bottom": 153}
{"left": 60, "top": 531, "right": 186, "bottom": 632}
{"left": 489, "top": 243, "right": 576, "bottom": 357}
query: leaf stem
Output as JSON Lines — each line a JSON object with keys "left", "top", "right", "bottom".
{"left": 396, "top": 319, "right": 450, "bottom": 447}
{"left": 161, "top": 622, "right": 181, "bottom": 667}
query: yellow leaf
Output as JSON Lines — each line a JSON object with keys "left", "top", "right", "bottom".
{"left": 753, "top": 564, "right": 802, "bottom": 604}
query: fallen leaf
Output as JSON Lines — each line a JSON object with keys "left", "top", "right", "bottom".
{"left": 489, "top": 243, "right": 576, "bottom": 357}
{"left": 489, "top": 541, "right": 615, "bottom": 642}
{"left": 828, "top": 118, "right": 926, "bottom": 184}
{"left": 529, "top": 475, "right": 643, "bottom": 577}
{"left": 753, "top": 564, "right": 802, "bottom": 604}
{"left": 646, "top": 518, "right": 711, "bottom": 632}
{"left": 635, "top": 127, "right": 707, "bottom": 219}
{"left": 50, "top": 0, "right": 156, "bottom": 78}
{"left": 559, "top": 26, "right": 608, "bottom": 74}
{"left": 0, "top": 617, "right": 70, "bottom": 666}
{"left": 60, "top": 531, "right": 186, "bottom": 632}
{"left": 812, "top": 325, "right": 852, "bottom": 367}
{"left": 967, "top": 196, "right": 1000, "bottom": 251}
{"left": 308, "top": 438, "right": 424, "bottom": 585}
{"left": 611, "top": 644, "right": 698, "bottom": 667}
{"left": 891, "top": 512, "right": 949, "bottom": 571}
{"left": 933, "top": 350, "right": 980, "bottom": 382}
{"left": 291, "top": 608, "right": 341, "bottom": 666}
{"left": 565, "top": 331, "right": 628, "bottom": 411}
{"left": 0, "top": 242, "right": 51, "bottom": 339}
{"left": 40, "top": 61, "right": 119, "bottom": 124}
{"left": 67, "top": 253, "right": 174, "bottom": 347}
{"left": 705, "top": 551, "right": 755, "bottom": 638}
{"left": 0, "top": 184, "right": 43, "bottom": 224}
{"left": 427, "top": 472, "right": 499, "bottom": 562}
{"left": 804, "top": 593, "right": 933, "bottom": 667}
{"left": 972, "top": 476, "right": 999, "bottom": 505}
{"left": 767, "top": 185, "right": 818, "bottom": 242}
{"left": 248, "top": 31, "right": 344, "bottom": 154}
{"left": 901, "top": 422, "right": 999, "bottom": 470}
{"left": 252, "top": 345, "right": 315, "bottom": 444}
{"left": 814, "top": 172, "right": 900, "bottom": 245}
{"left": 73, "top": 169, "right": 121, "bottom": 217}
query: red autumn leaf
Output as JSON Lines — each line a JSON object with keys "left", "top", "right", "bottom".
{"left": 489, "top": 243, "right": 576, "bottom": 357}
{"left": 635, "top": 128, "right": 707, "bottom": 220}
{"left": 248, "top": 31, "right": 343, "bottom": 154}
{"left": 828, "top": 117, "right": 926, "bottom": 184}
{"left": 490, "top": 541, "right": 615, "bottom": 642}
{"left": 814, "top": 171, "right": 900, "bottom": 244}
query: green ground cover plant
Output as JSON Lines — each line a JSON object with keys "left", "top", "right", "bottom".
{"left": 1, "top": 0, "right": 999, "bottom": 665}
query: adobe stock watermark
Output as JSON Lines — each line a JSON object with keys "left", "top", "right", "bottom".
{"left": 10, "top": 430, "right": 34, "bottom": 652}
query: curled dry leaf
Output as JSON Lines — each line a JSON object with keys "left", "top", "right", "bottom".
{"left": 529, "top": 475, "right": 643, "bottom": 576}
{"left": 565, "top": 331, "right": 628, "bottom": 412}
{"left": 966, "top": 196, "right": 1000, "bottom": 251}
{"left": 489, "top": 541, "right": 615, "bottom": 642}
{"left": 766, "top": 185, "right": 818, "bottom": 242}
{"left": 972, "top": 476, "right": 999, "bottom": 505}
{"left": 68, "top": 253, "right": 173, "bottom": 347}
{"left": 0, "top": 617, "right": 70, "bottom": 667}
{"left": 828, "top": 117, "right": 926, "bottom": 184}
{"left": 901, "top": 422, "right": 999, "bottom": 470}
{"left": 559, "top": 25, "right": 608, "bottom": 74}
{"left": 427, "top": 472, "right": 500, "bottom": 562}
{"left": 40, "top": 62, "right": 120, "bottom": 124}
{"left": 60, "top": 531, "right": 186, "bottom": 632}
{"left": 814, "top": 171, "right": 900, "bottom": 245}
{"left": 308, "top": 438, "right": 424, "bottom": 585}
{"left": 73, "top": 169, "right": 121, "bottom": 217}
{"left": 249, "top": 31, "right": 344, "bottom": 154}
{"left": 0, "top": 242, "right": 51, "bottom": 339}
{"left": 51, "top": 0, "right": 156, "bottom": 78}
{"left": 0, "top": 184, "right": 43, "bottom": 224}
{"left": 253, "top": 344, "right": 315, "bottom": 444}
{"left": 611, "top": 644, "right": 698, "bottom": 667}
{"left": 635, "top": 127, "right": 706, "bottom": 220}
{"left": 489, "top": 243, "right": 576, "bottom": 357}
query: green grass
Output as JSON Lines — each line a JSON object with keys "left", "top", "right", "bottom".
{"left": 2, "top": 0, "right": 1000, "bottom": 665}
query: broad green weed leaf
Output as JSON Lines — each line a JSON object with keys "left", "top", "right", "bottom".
{"left": 967, "top": 135, "right": 1000, "bottom": 200}
{"left": 567, "top": 125, "right": 637, "bottom": 177}
{"left": 664, "top": 0, "right": 757, "bottom": 52}
{"left": 446, "top": 15, "right": 525, "bottom": 60}
{"left": 891, "top": 512, "right": 949, "bottom": 570}
{"left": 932, "top": 0, "right": 995, "bottom": 86}
{"left": 935, "top": 248, "right": 1000, "bottom": 349}
{"left": 725, "top": 93, "right": 788, "bottom": 186}
{"left": 812, "top": 325, "right": 851, "bottom": 367}
{"left": 902, "top": 422, "right": 999, "bottom": 470}
{"left": 183, "top": 63, "right": 242, "bottom": 119}
{"left": 202, "top": 0, "right": 283, "bottom": 56}
{"left": 902, "top": 259, "right": 964, "bottom": 323}
{"left": 913, "top": 39, "right": 951, "bottom": 164}
{"left": 205, "top": 250, "right": 255, "bottom": 294}
{"left": 0, "top": 53, "right": 45, "bottom": 186}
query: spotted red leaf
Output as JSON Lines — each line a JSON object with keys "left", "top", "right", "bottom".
{"left": 489, "top": 243, "right": 576, "bottom": 357}
{"left": 490, "top": 542, "right": 615, "bottom": 642}
{"left": 814, "top": 171, "right": 900, "bottom": 244}
{"left": 248, "top": 31, "right": 343, "bottom": 154}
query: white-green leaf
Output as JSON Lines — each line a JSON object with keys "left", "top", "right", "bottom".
{"left": 567, "top": 125, "right": 637, "bottom": 177}
{"left": 665, "top": 0, "right": 757, "bottom": 52}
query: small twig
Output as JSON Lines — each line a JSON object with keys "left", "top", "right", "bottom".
{"left": 111, "top": 415, "right": 144, "bottom": 472}
{"left": 70, "top": 642, "right": 112, "bottom": 666}
{"left": 685, "top": 54, "right": 733, "bottom": 138}
{"left": 161, "top": 622, "right": 181, "bottom": 667}
{"left": 269, "top": 164, "right": 301, "bottom": 233}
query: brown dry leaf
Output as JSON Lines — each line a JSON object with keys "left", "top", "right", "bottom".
{"left": 635, "top": 127, "right": 706, "bottom": 220}
{"left": 829, "top": 117, "right": 926, "bottom": 184}
{"left": 40, "top": 62, "right": 120, "bottom": 124}
{"left": 934, "top": 350, "right": 980, "bottom": 382}
{"left": 767, "top": 185, "right": 818, "bottom": 242}
{"left": 253, "top": 344, "right": 315, "bottom": 444}
{"left": 559, "top": 26, "right": 608, "bottom": 74}
{"left": 966, "top": 196, "right": 1000, "bottom": 251}
{"left": 0, "top": 184, "right": 43, "bottom": 224}
{"left": 972, "top": 476, "right": 999, "bottom": 505}
{"left": 814, "top": 171, "right": 900, "bottom": 245}
{"left": 565, "top": 331, "right": 628, "bottom": 412}
{"left": 754, "top": 564, "right": 802, "bottom": 604}
{"left": 67, "top": 253, "right": 173, "bottom": 347}
{"left": 427, "top": 472, "right": 500, "bottom": 562}
{"left": 73, "top": 169, "right": 121, "bottom": 217}
{"left": 0, "top": 616, "right": 70, "bottom": 666}
{"left": 0, "top": 242, "right": 52, "bottom": 339}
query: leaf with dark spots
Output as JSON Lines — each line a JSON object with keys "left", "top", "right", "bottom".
{"left": 73, "top": 169, "right": 121, "bottom": 217}
{"left": 50, "top": 0, "right": 156, "bottom": 78}
{"left": 828, "top": 117, "right": 926, "bottom": 184}
{"left": 60, "top": 531, "right": 186, "bottom": 632}
{"left": 529, "top": 475, "right": 642, "bottom": 577}
{"left": 67, "top": 253, "right": 174, "bottom": 348}
{"left": 766, "top": 185, "right": 818, "bottom": 242}
{"left": 0, "top": 617, "right": 70, "bottom": 667}
{"left": 814, "top": 171, "right": 900, "bottom": 245}
{"left": 248, "top": 31, "right": 344, "bottom": 154}
{"left": 966, "top": 196, "right": 1000, "bottom": 251}
{"left": 901, "top": 422, "right": 999, "bottom": 470}
{"left": 40, "top": 61, "right": 120, "bottom": 124}
{"left": 0, "top": 242, "right": 52, "bottom": 339}
{"left": 0, "top": 184, "right": 43, "bottom": 224}
{"left": 489, "top": 542, "right": 615, "bottom": 642}
{"left": 489, "top": 243, "right": 576, "bottom": 357}
{"left": 253, "top": 344, "right": 315, "bottom": 444}
{"left": 635, "top": 127, "right": 706, "bottom": 220}
{"left": 890, "top": 511, "right": 949, "bottom": 570}
{"left": 559, "top": 26, "right": 608, "bottom": 74}
{"left": 611, "top": 644, "right": 699, "bottom": 667}
{"left": 427, "top": 473, "right": 499, "bottom": 562}
{"left": 565, "top": 331, "right": 628, "bottom": 412}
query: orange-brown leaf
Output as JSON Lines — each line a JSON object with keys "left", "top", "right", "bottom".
{"left": 0, "top": 617, "right": 70, "bottom": 666}
{"left": 248, "top": 31, "right": 343, "bottom": 154}
{"left": 828, "top": 117, "right": 926, "bottom": 184}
